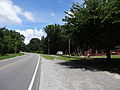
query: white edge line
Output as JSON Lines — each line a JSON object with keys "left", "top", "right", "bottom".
{"left": 28, "top": 55, "right": 40, "bottom": 90}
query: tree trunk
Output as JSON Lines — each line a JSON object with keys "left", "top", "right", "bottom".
{"left": 68, "top": 38, "right": 70, "bottom": 58}
{"left": 48, "top": 37, "right": 50, "bottom": 54}
{"left": 15, "top": 44, "right": 17, "bottom": 54}
{"left": 106, "top": 49, "right": 111, "bottom": 60}
{"left": 77, "top": 47, "right": 80, "bottom": 55}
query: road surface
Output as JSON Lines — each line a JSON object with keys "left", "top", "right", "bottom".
{"left": 0, "top": 53, "right": 120, "bottom": 90}
{"left": 0, "top": 53, "right": 41, "bottom": 90}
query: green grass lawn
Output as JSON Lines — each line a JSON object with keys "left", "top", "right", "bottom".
{"left": 41, "top": 54, "right": 120, "bottom": 61}
{"left": 41, "top": 54, "right": 80, "bottom": 61}
{"left": 92, "top": 55, "right": 120, "bottom": 58}
{"left": 40, "top": 54, "right": 55, "bottom": 60}
{"left": 111, "top": 55, "right": 120, "bottom": 58}
{"left": 0, "top": 53, "right": 24, "bottom": 60}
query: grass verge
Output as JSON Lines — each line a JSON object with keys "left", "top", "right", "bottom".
{"left": 41, "top": 54, "right": 120, "bottom": 61}
{"left": 40, "top": 54, "right": 55, "bottom": 60}
{"left": 92, "top": 55, "right": 120, "bottom": 58}
{"left": 0, "top": 53, "right": 24, "bottom": 60}
{"left": 40, "top": 54, "right": 80, "bottom": 61}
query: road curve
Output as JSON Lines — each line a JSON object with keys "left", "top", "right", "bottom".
{"left": 0, "top": 53, "right": 41, "bottom": 90}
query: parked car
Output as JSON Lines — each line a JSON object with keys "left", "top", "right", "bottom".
{"left": 57, "top": 51, "right": 63, "bottom": 55}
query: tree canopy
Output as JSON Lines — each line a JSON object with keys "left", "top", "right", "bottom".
{"left": 0, "top": 27, "right": 25, "bottom": 55}
{"left": 63, "top": 0, "right": 120, "bottom": 59}
{"left": 43, "top": 24, "right": 68, "bottom": 54}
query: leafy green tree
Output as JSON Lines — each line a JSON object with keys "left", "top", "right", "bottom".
{"left": 44, "top": 24, "right": 68, "bottom": 54}
{"left": 28, "top": 38, "right": 41, "bottom": 52}
{"left": 63, "top": 0, "right": 120, "bottom": 59}
{"left": 0, "top": 27, "right": 25, "bottom": 55}
{"left": 0, "top": 28, "right": 7, "bottom": 55}
{"left": 39, "top": 36, "right": 47, "bottom": 53}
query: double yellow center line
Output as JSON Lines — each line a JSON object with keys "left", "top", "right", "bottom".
{"left": 0, "top": 60, "right": 21, "bottom": 71}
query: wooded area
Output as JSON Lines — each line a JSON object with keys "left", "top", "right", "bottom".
{"left": 0, "top": 27, "right": 24, "bottom": 55}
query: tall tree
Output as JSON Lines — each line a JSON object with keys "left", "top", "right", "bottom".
{"left": 63, "top": 0, "right": 120, "bottom": 59}
{"left": 44, "top": 24, "right": 68, "bottom": 54}
{"left": 28, "top": 38, "right": 41, "bottom": 52}
{"left": 0, "top": 27, "right": 25, "bottom": 55}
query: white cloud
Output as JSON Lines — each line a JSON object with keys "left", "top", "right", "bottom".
{"left": 0, "top": 0, "right": 35, "bottom": 24}
{"left": 16, "top": 29, "right": 47, "bottom": 44}
{"left": 23, "top": 11, "right": 35, "bottom": 22}
{"left": 50, "top": 13, "right": 55, "bottom": 17}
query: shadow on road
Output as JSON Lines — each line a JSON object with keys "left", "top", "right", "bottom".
{"left": 58, "top": 58, "right": 120, "bottom": 74}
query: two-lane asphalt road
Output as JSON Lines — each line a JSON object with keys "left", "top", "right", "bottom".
{"left": 0, "top": 53, "right": 41, "bottom": 90}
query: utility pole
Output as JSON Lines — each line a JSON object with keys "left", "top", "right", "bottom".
{"left": 14, "top": 38, "right": 17, "bottom": 54}
{"left": 48, "top": 37, "right": 50, "bottom": 54}
{"left": 69, "top": 38, "right": 70, "bottom": 58}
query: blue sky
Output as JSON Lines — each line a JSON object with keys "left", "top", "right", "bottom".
{"left": 0, "top": 0, "right": 84, "bottom": 44}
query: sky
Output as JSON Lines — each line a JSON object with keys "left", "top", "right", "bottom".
{"left": 0, "top": 0, "right": 84, "bottom": 44}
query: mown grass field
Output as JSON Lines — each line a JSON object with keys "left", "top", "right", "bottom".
{"left": 41, "top": 54, "right": 81, "bottom": 61}
{"left": 41, "top": 54, "right": 120, "bottom": 61}
{"left": 92, "top": 55, "right": 120, "bottom": 58}
{"left": 0, "top": 53, "right": 24, "bottom": 60}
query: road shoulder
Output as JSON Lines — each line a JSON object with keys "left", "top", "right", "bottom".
{"left": 39, "top": 57, "right": 120, "bottom": 90}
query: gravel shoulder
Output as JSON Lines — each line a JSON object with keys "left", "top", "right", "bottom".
{"left": 39, "top": 57, "right": 120, "bottom": 90}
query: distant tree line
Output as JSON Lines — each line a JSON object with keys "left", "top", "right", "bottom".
{"left": 0, "top": 27, "right": 25, "bottom": 55}
{"left": 24, "top": 24, "right": 68, "bottom": 54}
{"left": 24, "top": 37, "right": 46, "bottom": 54}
